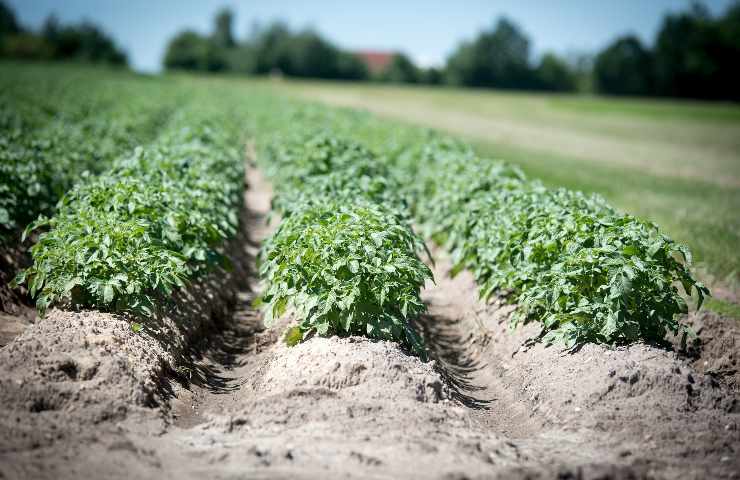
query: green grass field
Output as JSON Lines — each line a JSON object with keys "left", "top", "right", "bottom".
{"left": 258, "top": 79, "right": 740, "bottom": 307}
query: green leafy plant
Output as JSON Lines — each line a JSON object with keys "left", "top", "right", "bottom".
{"left": 14, "top": 108, "right": 245, "bottom": 317}
{"left": 383, "top": 136, "right": 709, "bottom": 346}
{"left": 270, "top": 165, "right": 408, "bottom": 218}
{"left": 447, "top": 181, "right": 708, "bottom": 345}
{"left": 262, "top": 131, "right": 386, "bottom": 183}
{"left": 0, "top": 70, "right": 178, "bottom": 241}
{"left": 250, "top": 101, "right": 710, "bottom": 346}
{"left": 258, "top": 200, "right": 431, "bottom": 356}
{"left": 254, "top": 127, "right": 432, "bottom": 355}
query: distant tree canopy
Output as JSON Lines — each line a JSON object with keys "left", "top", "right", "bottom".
{"left": 595, "top": 2, "right": 740, "bottom": 100}
{"left": 213, "top": 8, "right": 236, "bottom": 49}
{"left": 163, "top": 12, "right": 368, "bottom": 80}
{"left": 594, "top": 36, "right": 653, "bottom": 96}
{"left": 422, "top": 67, "right": 444, "bottom": 85}
{"left": 380, "top": 53, "right": 420, "bottom": 84}
{"left": 0, "top": 1, "right": 127, "bottom": 65}
{"left": 445, "top": 18, "right": 577, "bottom": 92}
{"left": 0, "top": 0, "right": 20, "bottom": 39}
{"left": 446, "top": 18, "right": 529, "bottom": 88}
{"left": 45, "top": 19, "right": 127, "bottom": 64}
{"left": 159, "top": 2, "right": 740, "bottom": 99}
{"left": 535, "top": 53, "right": 577, "bottom": 92}
{"left": 252, "top": 25, "right": 367, "bottom": 79}
{"left": 164, "top": 30, "right": 226, "bottom": 72}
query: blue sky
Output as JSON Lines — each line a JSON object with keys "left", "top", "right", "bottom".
{"left": 9, "top": 0, "right": 737, "bottom": 72}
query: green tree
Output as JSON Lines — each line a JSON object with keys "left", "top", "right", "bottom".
{"left": 653, "top": 3, "right": 740, "bottom": 100}
{"left": 535, "top": 53, "right": 576, "bottom": 91}
{"left": 445, "top": 18, "right": 535, "bottom": 89}
{"left": 0, "top": 0, "right": 20, "bottom": 40}
{"left": 716, "top": 1, "right": 740, "bottom": 99}
{"left": 52, "top": 22, "right": 127, "bottom": 64}
{"left": 252, "top": 22, "right": 292, "bottom": 74}
{"left": 653, "top": 5, "right": 715, "bottom": 98}
{"left": 41, "top": 15, "right": 59, "bottom": 38}
{"left": 286, "top": 30, "right": 341, "bottom": 78}
{"left": 593, "top": 35, "right": 653, "bottom": 95}
{"left": 2, "top": 33, "right": 52, "bottom": 59}
{"left": 380, "top": 53, "right": 420, "bottom": 83}
{"left": 249, "top": 23, "right": 367, "bottom": 80}
{"left": 421, "top": 67, "right": 443, "bottom": 85}
{"left": 213, "top": 8, "right": 236, "bottom": 49}
{"left": 226, "top": 43, "right": 257, "bottom": 73}
{"left": 335, "top": 51, "right": 368, "bottom": 80}
{"left": 163, "top": 30, "right": 225, "bottom": 71}
{"left": 1, "top": 2, "right": 126, "bottom": 65}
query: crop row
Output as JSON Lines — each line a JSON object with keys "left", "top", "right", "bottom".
{"left": 255, "top": 132, "right": 431, "bottom": 355}
{"left": 251, "top": 103, "right": 707, "bottom": 346}
{"left": 1, "top": 69, "right": 179, "bottom": 241}
{"left": 5, "top": 64, "right": 707, "bottom": 348}
{"left": 14, "top": 99, "right": 245, "bottom": 317}
{"left": 395, "top": 140, "right": 708, "bottom": 345}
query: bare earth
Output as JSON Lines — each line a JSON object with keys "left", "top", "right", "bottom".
{"left": 0, "top": 168, "right": 738, "bottom": 479}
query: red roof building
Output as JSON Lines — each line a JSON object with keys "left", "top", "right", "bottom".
{"left": 353, "top": 50, "right": 394, "bottom": 75}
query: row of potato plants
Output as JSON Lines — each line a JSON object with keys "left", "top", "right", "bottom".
{"left": 1, "top": 67, "right": 179, "bottom": 242}
{"left": 386, "top": 137, "right": 708, "bottom": 346}
{"left": 13, "top": 96, "right": 246, "bottom": 318}
{"left": 408, "top": 140, "right": 709, "bottom": 345}
{"left": 254, "top": 131, "right": 432, "bottom": 356}
{"left": 254, "top": 103, "right": 708, "bottom": 346}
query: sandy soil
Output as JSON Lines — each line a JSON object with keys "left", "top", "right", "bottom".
{"left": 0, "top": 166, "right": 267, "bottom": 479}
{"left": 0, "top": 241, "right": 35, "bottom": 347}
{"left": 421, "top": 250, "right": 739, "bottom": 479}
{"left": 0, "top": 168, "right": 737, "bottom": 480}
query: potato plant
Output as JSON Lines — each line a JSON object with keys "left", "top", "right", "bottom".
{"left": 389, "top": 137, "right": 709, "bottom": 346}
{"left": 256, "top": 102, "right": 709, "bottom": 346}
{"left": 0, "top": 72, "right": 178, "bottom": 241}
{"left": 5, "top": 64, "right": 709, "bottom": 349}
{"left": 14, "top": 106, "right": 245, "bottom": 317}
{"left": 259, "top": 200, "right": 431, "bottom": 355}
{"left": 248, "top": 100, "right": 708, "bottom": 346}
{"left": 270, "top": 164, "right": 408, "bottom": 219}
{"left": 262, "top": 131, "right": 386, "bottom": 184}
{"left": 256, "top": 131, "right": 431, "bottom": 354}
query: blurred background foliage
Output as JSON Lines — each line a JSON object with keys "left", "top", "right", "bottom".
{"left": 0, "top": 1, "right": 126, "bottom": 65}
{"left": 1, "top": 1, "right": 739, "bottom": 99}
{"left": 157, "top": 2, "right": 740, "bottom": 100}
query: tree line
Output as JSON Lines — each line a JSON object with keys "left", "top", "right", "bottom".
{"left": 2, "top": 0, "right": 738, "bottom": 101}
{"left": 162, "top": 9, "right": 578, "bottom": 92}
{"left": 594, "top": 3, "right": 740, "bottom": 100}
{"left": 0, "top": 1, "right": 127, "bottom": 65}
{"left": 162, "top": 2, "right": 739, "bottom": 100}
{"left": 164, "top": 11, "right": 367, "bottom": 80}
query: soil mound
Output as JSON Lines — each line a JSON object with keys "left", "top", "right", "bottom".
{"left": 0, "top": 310, "right": 166, "bottom": 454}
{"left": 254, "top": 336, "right": 450, "bottom": 402}
{"left": 425, "top": 252, "right": 740, "bottom": 480}
{"left": 175, "top": 335, "right": 531, "bottom": 480}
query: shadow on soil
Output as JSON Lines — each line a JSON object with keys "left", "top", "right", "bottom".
{"left": 413, "top": 311, "right": 491, "bottom": 409}
{"left": 147, "top": 205, "right": 269, "bottom": 398}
